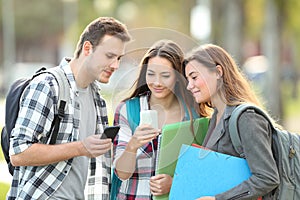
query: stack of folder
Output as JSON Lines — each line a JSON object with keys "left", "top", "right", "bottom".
{"left": 169, "top": 144, "right": 252, "bottom": 199}
{"left": 153, "top": 117, "right": 209, "bottom": 200}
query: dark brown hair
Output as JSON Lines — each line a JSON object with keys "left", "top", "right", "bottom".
{"left": 125, "top": 39, "right": 199, "bottom": 118}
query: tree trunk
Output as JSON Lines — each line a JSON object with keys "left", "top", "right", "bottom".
{"left": 223, "top": 0, "right": 244, "bottom": 65}
{"left": 261, "top": 0, "right": 282, "bottom": 121}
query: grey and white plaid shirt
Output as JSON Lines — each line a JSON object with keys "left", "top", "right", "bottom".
{"left": 8, "top": 58, "right": 111, "bottom": 200}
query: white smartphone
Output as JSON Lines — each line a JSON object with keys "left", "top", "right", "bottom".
{"left": 139, "top": 110, "right": 158, "bottom": 129}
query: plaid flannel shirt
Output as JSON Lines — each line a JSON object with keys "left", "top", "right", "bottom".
{"left": 113, "top": 96, "right": 158, "bottom": 200}
{"left": 113, "top": 95, "right": 193, "bottom": 200}
{"left": 7, "top": 58, "right": 111, "bottom": 200}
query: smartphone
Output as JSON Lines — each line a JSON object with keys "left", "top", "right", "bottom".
{"left": 100, "top": 125, "right": 120, "bottom": 141}
{"left": 140, "top": 110, "right": 158, "bottom": 129}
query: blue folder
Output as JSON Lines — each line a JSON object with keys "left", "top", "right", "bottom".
{"left": 169, "top": 144, "right": 252, "bottom": 199}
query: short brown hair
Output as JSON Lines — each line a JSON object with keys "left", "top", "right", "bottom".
{"left": 74, "top": 17, "right": 131, "bottom": 58}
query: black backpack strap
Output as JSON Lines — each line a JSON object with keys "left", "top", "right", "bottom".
{"left": 49, "top": 101, "right": 66, "bottom": 144}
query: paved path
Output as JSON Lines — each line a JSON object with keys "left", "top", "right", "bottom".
{"left": 0, "top": 161, "right": 12, "bottom": 184}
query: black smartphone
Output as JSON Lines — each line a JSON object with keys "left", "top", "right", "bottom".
{"left": 100, "top": 125, "right": 120, "bottom": 141}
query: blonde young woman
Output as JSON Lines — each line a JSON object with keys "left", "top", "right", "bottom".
{"left": 183, "top": 44, "right": 279, "bottom": 200}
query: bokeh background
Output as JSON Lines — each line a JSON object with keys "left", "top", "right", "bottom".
{"left": 1, "top": 0, "right": 300, "bottom": 198}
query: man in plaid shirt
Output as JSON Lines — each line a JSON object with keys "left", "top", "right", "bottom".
{"left": 7, "top": 17, "right": 130, "bottom": 200}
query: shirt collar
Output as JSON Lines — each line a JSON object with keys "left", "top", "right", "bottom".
{"left": 58, "top": 57, "right": 102, "bottom": 95}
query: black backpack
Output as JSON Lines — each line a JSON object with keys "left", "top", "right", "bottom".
{"left": 1, "top": 66, "right": 70, "bottom": 175}
{"left": 229, "top": 104, "right": 300, "bottom": 199}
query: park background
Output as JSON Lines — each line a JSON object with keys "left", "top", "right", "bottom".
{"left": 0, "top": 0, "right": 300, "bottom": 198}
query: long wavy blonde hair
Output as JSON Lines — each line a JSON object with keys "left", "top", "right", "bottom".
{"left": 183, "top": 44, "right": 264, "bottom": 116}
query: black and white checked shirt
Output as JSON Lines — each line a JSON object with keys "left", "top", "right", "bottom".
{"left": 8, "top": 59, "right": 111, "bottom": 200}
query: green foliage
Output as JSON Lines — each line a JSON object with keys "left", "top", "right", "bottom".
{"left": 244, "top": 0, "right": 265, "bottom": 39}
{"left": 14, "top": 0, "right": 64, "bottom": 40}
{"left": 127, "top": 0, "right": 192, "bottom": 34}
{"left": 282, "top": 81, "right": 300, "bottom": 117}
{"left": 77, "top": 0, "right": 100, "bottom": 31}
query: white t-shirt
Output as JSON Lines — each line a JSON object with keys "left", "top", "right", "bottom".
{"left": 51, "top": 85, "right": 96, "bottom": 200}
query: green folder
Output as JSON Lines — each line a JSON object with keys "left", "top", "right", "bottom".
{"left": 153, "top": 117, "right": 209, "bottom": 200}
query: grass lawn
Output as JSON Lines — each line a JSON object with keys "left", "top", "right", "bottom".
{"left": 0, "top": 146, "right": 10, "bottom": 199}
{"left": 0, "top": 182, "right": 9, "bottom": 199}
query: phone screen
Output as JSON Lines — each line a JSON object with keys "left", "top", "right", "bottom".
{"left": 100, "top": 126, "right": 120, "bottom": 141}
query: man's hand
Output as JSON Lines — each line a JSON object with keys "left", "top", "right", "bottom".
{"left": 81, "top": 135, "right": 112, "bottom": 157}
